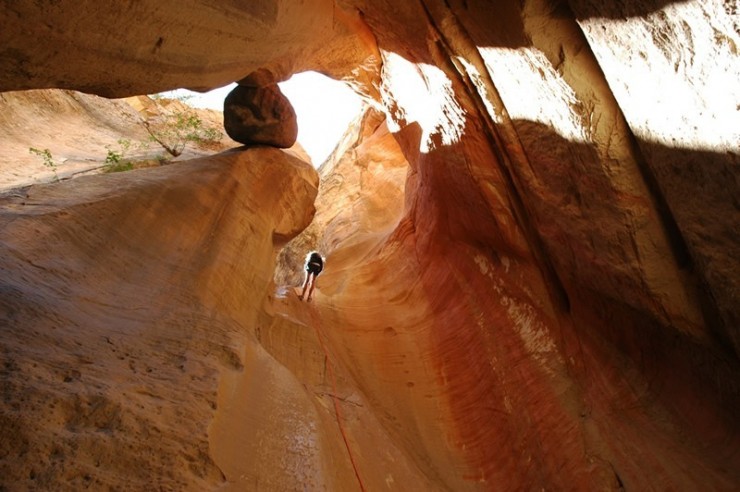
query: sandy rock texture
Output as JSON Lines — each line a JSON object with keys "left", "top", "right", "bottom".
{"left": 1, "top": 0, "right": 739, "bottom": 491}
{"left": 568, "top": 0, "right": 740, "bottom": 352}
{"left": 0, "top": 89, "right": 148, "bottom": 189}
{"left": 0, "top": 0, "right": 381, "bottom": 97}
{"left": 0, "top": 148, "right": 319, "bottom": 490}
{"left": 0, "top": 89, "right": 236, "bottom": 190}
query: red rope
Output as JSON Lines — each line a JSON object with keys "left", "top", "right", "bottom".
{"left": 309, "top": 307, "right": 367, "bottom": 492}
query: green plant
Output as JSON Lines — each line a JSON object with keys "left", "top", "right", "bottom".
{"left": 199, "top": 126, "right": 223, "bottom": 143}
{"left": 117, "top": 138, "right": 133, "bottom": 154}
{"left": 143, "top": 111, "right": 222, "bottom": 157}
{"left": 29, "top": 147, "right": 59, "bottom": 181}
{"left": 103, "top": 139, "right": 135, "bottom": 173}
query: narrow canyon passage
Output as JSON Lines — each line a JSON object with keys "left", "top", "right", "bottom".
{"left": 262, "top": 198, "right": 739, "bottom": 490}
{"left": 0, "top": 1, "right": 738, "bottom": 491}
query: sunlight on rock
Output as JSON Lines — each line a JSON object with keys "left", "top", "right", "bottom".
{"left": 578, "top": 1, "right": 739, "bottom": 151}
{"left": 279, "top": 72, "right": 365, "bottom": 166}
{"left": 478, "top": 47, "right": 589, "bottom": 143}
{"left": 380, "top": 51, "right": 465, "bottom": 153}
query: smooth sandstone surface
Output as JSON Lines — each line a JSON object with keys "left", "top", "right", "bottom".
{"left": 0, "top": 148, "right": 319, "bottom": 490}
{"left": 0, "top": 1, "right": 738, "bottom": 491}
{"left": 0, "top": 89, "right": 236, "bottom": 190}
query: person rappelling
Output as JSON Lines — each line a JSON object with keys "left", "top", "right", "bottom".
{"left": 299, "top": 251, "right": 324, "bottom": 302}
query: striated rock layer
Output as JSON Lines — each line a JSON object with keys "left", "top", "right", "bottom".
{"left": 1, "top": 0, "right": 739, "bottom": 491}
{"left": 0, "top": 89, "right": 236, "bottom": 190}
{"left": 0, "top": 148, "right": 319, "bottom": 489}
{"left": 0, "top": 89, "right": 149, "bottom": 189}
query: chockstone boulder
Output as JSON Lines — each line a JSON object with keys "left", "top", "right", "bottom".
{"left": 223, "top": 83, "right": 298, "bottom": 148}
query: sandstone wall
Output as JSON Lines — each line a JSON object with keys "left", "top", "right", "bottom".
{"left": 0, "top": 149, "right": 319, "bottom": 489}
{"left": 0, "top": 0, "right": 380, "bottom": 97}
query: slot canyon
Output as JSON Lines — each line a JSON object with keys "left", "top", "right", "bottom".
{"left": 0, "top": 1, "right": 738, "bottom": 490}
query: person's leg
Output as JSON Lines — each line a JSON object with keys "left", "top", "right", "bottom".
{"left": 307, "top": 274, "right": 318, "bottom": 301}
{"left": 299, "top": 272, "right": 310, "bottom": 300}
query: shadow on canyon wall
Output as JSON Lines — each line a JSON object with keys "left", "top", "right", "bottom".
{"left": 393, "top": 116, "right": 739, "bottom": 449}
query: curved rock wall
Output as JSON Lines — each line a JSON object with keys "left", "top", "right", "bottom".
{"left": 274, "top": 106, "right": 409, "bottom": 286}
{"left": 0, "top": 0, "right": 738, "bottom": 490}
{"left": 0, "top": 0, "right": 380, "bottom": 97}
{"left": 0, "top": 149, "right": 318, "bottom": 490}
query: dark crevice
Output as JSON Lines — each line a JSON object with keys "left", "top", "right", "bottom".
{"left": 613, "top": 467, "right": 625, "bottom": 490}
{"left": 627, "top": 132, "right": 733, "bottom": 354}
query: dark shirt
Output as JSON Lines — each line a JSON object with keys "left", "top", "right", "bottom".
{"left": 306, "top": 253, "right": 323, "bottom": 275}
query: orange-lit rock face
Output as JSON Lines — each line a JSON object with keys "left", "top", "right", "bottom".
{"left": 0, "top": 0, "right": 381, "bottom": 97}
{"left": 0, "top": 148, "right": 319, "bottom": 489}
{"left": 1, "top": 1, "right": 739, "bottom": 491}
{"left": 274, "top": 107, "right": 409, "bottom": 286}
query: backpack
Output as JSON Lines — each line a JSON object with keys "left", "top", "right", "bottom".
{"left": 309, "top": 252, "right": 323, "bottom": 265}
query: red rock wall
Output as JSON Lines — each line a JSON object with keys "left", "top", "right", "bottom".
{"left": 289, "top": 0, "right": 739, "bottom": 488}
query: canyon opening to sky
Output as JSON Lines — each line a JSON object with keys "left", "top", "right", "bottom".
{"left": 161, "top": 71, "right": 366, "bottom": 166}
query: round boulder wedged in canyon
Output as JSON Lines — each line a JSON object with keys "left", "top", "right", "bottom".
{"left": 223, "top": 83, "right": 298, "bottom": 148}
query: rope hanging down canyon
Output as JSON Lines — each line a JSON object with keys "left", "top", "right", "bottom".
{"left": 309, "top": 307, "right": 367, "bottom": 492}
